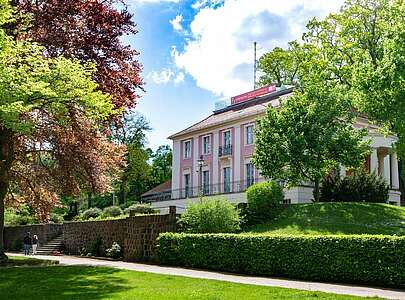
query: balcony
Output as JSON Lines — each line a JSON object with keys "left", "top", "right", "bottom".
{"left": 143, "top": 179, "right": 261, "bottom": 202}
{"left": 219, "top": 144, "right": 232, "bottom": 157}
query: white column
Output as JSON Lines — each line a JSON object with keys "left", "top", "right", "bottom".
{"left": 171, "top": 140, "right": 181, "bottom": 199}
{"left": 193, "top": 137, "right": 199, "bottom": 189}
{"left": 212, "top": 130, "right": 219, "bottom": 193}
{"left": 391, "top": 152, "right": 399, "bottom": 189}
{"left": 339, "top": 164, "right": 346, "bottom": 178}
{"left": 370, "top": 148, "right": 378, "bottom": 174}
{"left": 383, "top": 154, "right": 391, "bottom": 185}
{"left": 234, "top": 125, "right": 241, "bottom": 183}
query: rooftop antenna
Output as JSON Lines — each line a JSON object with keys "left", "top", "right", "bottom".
{"left": 253, "top": 41, "right": 257, "bottom": 90}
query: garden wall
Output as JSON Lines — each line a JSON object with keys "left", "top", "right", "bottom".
{"left": 4, "top": 223, "right": 63, "bottom": 250}
{"left": 62, "top": 207, "right": 178, "bottom": 261}
{"left": 63, "top": 211, "right": 176, "bottom": 261}
{"left": 4, "top": 207, "right": 178, "bottom": 261}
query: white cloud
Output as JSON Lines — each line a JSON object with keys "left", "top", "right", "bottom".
{"left": 170, "top": 14, "right": 184, "bottom": 32}
{"left": 174, "top": 72, "right": 185, "bottom": 84}
{"left": 148, "top": 68, "right": 174, "bottom": 84}
{"left": 173, "top": 0, "right": 344, "bottom": 97}
{"left": 148, "top": 68, "right": 185, "bottom": 85}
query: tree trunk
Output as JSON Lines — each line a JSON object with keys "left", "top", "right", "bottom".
{"left": 0, "top": 180, "right": 8, "bottom": 263}
{"left": 313, "top": 178, "right": 320, "bottom": 202}
{"left": 119, "top": 182, "right": 126, "bottom": 205}
{"left": 0, "top": 128, "right": 13, "bottom": 263}
{"left": 87, "top": 192, "right": 92, "bottom": 209}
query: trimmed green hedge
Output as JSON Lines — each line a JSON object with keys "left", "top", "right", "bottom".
{"left": 157, "top": 233, "right": 405, "bottom": 288}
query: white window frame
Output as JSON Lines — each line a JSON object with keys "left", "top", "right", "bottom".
{"left": 245, "top": 162, "right": 255, "bottom": 187}
{"left": 245, "top": 124, "right": 255, "bottom": 145}
{"left": 183, "top": 140, "right": 192, "bottom": 159}
{"left": 202, "top": 135, "right": 211, "bottom": 155}
{"left": 223, "top": 130, "right": 231, "bottom": 147}
{"left": 223, "top": 166, "right": 232, "bottom": 193}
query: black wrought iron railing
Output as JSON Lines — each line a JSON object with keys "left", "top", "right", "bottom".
{"left": 219, "top": 144, "right": 232, "bottom": 157}
{"left": 142, "top": 178, "right": 263, "bottom": 203}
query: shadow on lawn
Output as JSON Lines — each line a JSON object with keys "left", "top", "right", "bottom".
{"left": 0, "top": 265, "right": 131, "bottom": 300}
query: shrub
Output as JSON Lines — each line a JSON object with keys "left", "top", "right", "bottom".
{"left": 106, "top": 242, "right": 122, "bottom": 259}
{"left": 81, "top": 207, "right": 102, "bottom": 220}
{"left": 179, "top": 197, "right": 241, "bottom": 233}
{"left": 50, "top": 213, "right": 64, "bottom": 224}
{"left": 5, "top": 205, "right": 37, "bottom": 226}
{"left": 246, "top": 181, "right": 284, "bottom": 224}
{"left": 102, "top": 206, "right": 123, "bottom": 218}
{"left": 157, "top": 233, "right": 405, "bottom": 288}
{"left": 124, "top": 203, "right": 157, "bottom": 216}
{"left": 320, "top": 170, "right": 389, "bottom": 203}
{"left": 90, "top": 237, "right": 103, "bottom": 257}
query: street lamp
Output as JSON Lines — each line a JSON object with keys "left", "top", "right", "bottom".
{"left": 197, "top": 155, "right": 204, "bottom": 196}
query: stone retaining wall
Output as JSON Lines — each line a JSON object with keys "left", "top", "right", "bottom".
{"left": 63, "top": 218, "right": 127, "bottom": 256}
{"left": 4, "top": 223, "right": 63, "bottom": 250}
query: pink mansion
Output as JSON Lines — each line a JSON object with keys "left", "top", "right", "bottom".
{"left": 144, "top": 85, "right": 401, "bottom": 209}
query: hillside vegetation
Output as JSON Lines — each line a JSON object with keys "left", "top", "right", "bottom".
{"left": 245, "top": 202, "right": 405, "bottom": 236}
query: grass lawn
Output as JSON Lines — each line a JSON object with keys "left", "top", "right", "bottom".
{"left": 245, "top": 202, "right": 405, "bottom": 236}
{"left": 0, "top": 258, "right": 378, "bottom": 300}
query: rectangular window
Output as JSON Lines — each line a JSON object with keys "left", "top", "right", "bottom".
{"left": 223, "top": 167, "right": 231, "bottom": 193}
{"left": 184, "top": 140, "right": 191, "bottom": 159}
{"left": 223, "top": 131, "right": 231, "bottom": 147}
{"left": 245, "top": 125, "right": 254, "bottom": 145}
{"left": 246, "top": 163, "right": 254, "bottom": 188}
{"left": 203, "top": 170, "right": 210, "bottom": 195}
{"left": 203, "top": 135, "right": 211, "bottom": 155}
{"left": 184, "top": 174, "right": 190, "bottom": 198}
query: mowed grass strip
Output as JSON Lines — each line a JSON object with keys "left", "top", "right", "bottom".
{"left": 0, "top": 265, "right": 379, "bottom": 300}
{"left": 1, "top": 255, "right": 58, "bottom": 267}
{"left": 245, "top": 202, "right": 405, "bottom": 236}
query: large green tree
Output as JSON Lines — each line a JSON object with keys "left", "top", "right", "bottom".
{"left": 254, "top": 80, "right": 369, "bottom": 202}
{"left": 301, "top": 0, "right": 405, "bottom": 154}
{"left": 0, "top": 1, "right": 119, "bottom": 261}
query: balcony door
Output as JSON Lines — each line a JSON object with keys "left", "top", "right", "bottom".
{"left": 223, "top": 130, "right": 231, "bottom": 147}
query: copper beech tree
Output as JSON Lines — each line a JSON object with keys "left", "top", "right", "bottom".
{"left": 13, "top": 0, "right": 143, "bottom": 110}
{"left": 0, "top": 0, "right": 128, "bottom": 262}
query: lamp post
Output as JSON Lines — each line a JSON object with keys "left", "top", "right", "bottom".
{"left": 197, "top": 155, "right": 204, "bottom": 196}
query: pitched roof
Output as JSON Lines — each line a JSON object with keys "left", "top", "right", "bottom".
{"left": 141, "top": 180, "right": 172, "bottom": 197}
{"left": 169, "top": 87, "right": 293, "bottom": 139}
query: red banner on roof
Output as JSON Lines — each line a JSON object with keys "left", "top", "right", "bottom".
{"left": 231, "top": 84, "right": 276, "bottom": 105}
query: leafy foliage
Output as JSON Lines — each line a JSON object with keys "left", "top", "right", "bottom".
{"left": 254, "top": 84, "right": 369, "bottom": 201}
{"left": 4, "top": 205, "right": 37, "bottom": 226}
{"left": 81, "top": 208, "right": 102, "bottom": 220}
{"left": 90, "top": 236, "right": 103, "bottom": 257}
{"left": 320, "top": 170, "right": 389, "bottom": 203}
{"left": 158, "top": 233, "right": 405, "bottom": 288}
{"left": 258, "top": 42, "right": 302, "bottom": 87}
{"left": 102, "top": 206, "right": 123, "bottom": 218}
{"left": 245, "top": 181, "right": 284, "bottom": 225}
{"left": 106, "top": 242, "right": 122, "bottom": 259}
{"left": 124, "top": 203, "right": 157, "bottom": 216}
{"left": 179, "top": 197, "right": 241, "bottom": 233}
{"left": 14, "top": 0, "right": 143, "bottom": 110}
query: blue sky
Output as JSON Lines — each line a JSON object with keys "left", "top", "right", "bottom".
{"left": 125, "top": 0, "right": 344, "bottom": 150}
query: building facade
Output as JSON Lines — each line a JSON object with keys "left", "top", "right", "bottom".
{"left": 146, "top": 86, "right": 401, "bottom": 210}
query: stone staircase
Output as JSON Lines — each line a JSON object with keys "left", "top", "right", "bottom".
{"left": 35, "top": 235, "right": 63, "bottom": 255}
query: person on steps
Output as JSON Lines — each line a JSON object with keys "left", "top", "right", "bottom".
{"left": 32, "top": 235, "right": 38, "bottom": 255}
{"left": 23, "top": 232, "right": 32, "bottom": 256}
